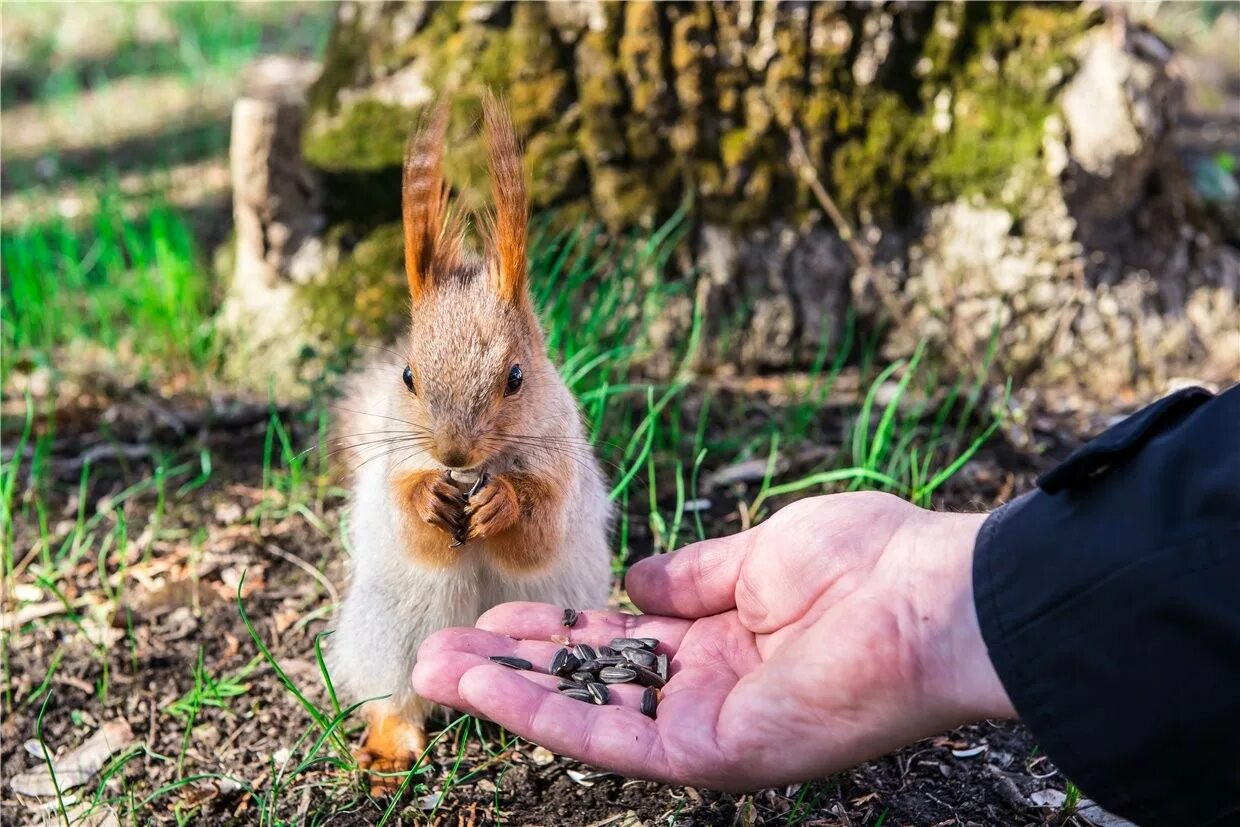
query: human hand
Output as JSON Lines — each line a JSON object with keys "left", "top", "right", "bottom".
{"left": 413, "top": 492, "right": 1014, "bottom": 790}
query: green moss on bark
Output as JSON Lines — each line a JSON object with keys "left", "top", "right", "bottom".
{"left": 303, "top": 98, "right": 413, "bottom": 173}
{"left": 305, "top": 1, "right": 1091, "bottom": 226}
{"left": 297, "top": 0, "right": 1096, "bottom": 334}
{"left": 301, "top": 223, "right": 409, "bottom": 343}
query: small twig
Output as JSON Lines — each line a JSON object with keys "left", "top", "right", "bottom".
{"left": 0, "top": 597, "right": 96, "bottom": 632}
{"left": 788, "top": 127, "right": 872, "bottom": 268}
{"left": 58, "top": 443, "right": 152, "bottom": 472}
{"left": 262, "top": 544, "right": 340, "bottom": 608}
{"left": 133, "top": 393, "right": 189, "bottom": 436}
{"left": 788, "top": 126, "right": 978, "bottom": 381}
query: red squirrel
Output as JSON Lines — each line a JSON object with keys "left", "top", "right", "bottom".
{"left": 329, "top": 96, "right": 612, "bottom": 794}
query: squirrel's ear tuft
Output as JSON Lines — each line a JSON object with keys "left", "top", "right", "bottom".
{"left": 402, "top": 101, "right": 461, "bottom": 304}
{"left": 481, "top": 91, "right": 529, "bottom": 305}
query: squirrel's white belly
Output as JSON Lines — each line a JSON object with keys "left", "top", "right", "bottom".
{"left": 328, "top": 449, "right": 611, "bottom": 712}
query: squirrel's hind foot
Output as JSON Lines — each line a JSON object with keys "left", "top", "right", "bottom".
{"left": 355, "top": 712, "right": 428, "bottom": 796}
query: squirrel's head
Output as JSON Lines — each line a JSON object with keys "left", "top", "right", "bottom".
{"left": 391, "top": 94, "right": 548, "bottom": 471}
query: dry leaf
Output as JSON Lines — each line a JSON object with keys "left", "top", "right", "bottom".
{"left": 584, "top": 811, "right": 642, "bottom": 827}
{"left": 272, "top": 608, "right": 299, "bottom": 634}
{"left": 0, "top": 596, "right": 95, "bottom": 630}
{"left": 9, "top": 719, "right": 134, "bottom": 796}
{"left": 1029, "top": 788, "right": 1067, "bottom": 808}
{"left": 565, "top": 768, "right": 609, "bottom": 787}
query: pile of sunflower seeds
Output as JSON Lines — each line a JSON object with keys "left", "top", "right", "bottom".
{"left": 487, "top": 609, "right": 666, "bottom": 718}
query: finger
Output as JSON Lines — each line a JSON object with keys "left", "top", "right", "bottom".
{"left": 414, "top": 628, "right": 656, "bottom": 713}
{"left": 475, "top": 603, "right": 691, "bottom": 652}
{"left": 424, "top": 513, "right": 453, "bottom": 534}
{"left": 423, "top": 626, "right": 566, "bottom": 669}
{"left": 414, "top": 628, "right": 565, "bottom": 711}
{"left": 465, "top": 494, "right": 502, "bottom": 523}
{"left": 425, "top": 510, "right": 460, "bottom": 536}
{"left": 432, "top": 487, "right": 464, "bottom": 508}
{"left": 624, "top": 529, "right": 755, "bottom": 618}
{"left": 456, "top": 664, "right": 675, "bottom": 781}
{"left": 476, "top": 667, "right": 653, "bottom": 711}
{"left": 468, "top": 482, "right": 498, "bottom": 510}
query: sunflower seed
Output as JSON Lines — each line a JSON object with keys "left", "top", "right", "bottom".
{"left": 586, "top": 682, "right": 609, "bottom": 705}
{"left": 641, "top": 687, "right": 658, "bottom": 718}
{"left": 551, "top": 649, "right": 582, "bottom": 677}
{"left": 598, "top": 666, "right": 637, "bottom": 684}
{"left": 467, "top": 471, "right": 490, "bottom": 497}
{"left": 570, "top": 670, "right": 595, "bottom": 682}
{"left": 609, "top": 638, "right": 646, "bottom": 651}
{"left": 557, "top": 679, "right": 582, "bottom": 691}
{"left": 610, "top": 637, "right": 658, "bottom": 652}
{"left": 622, "top": 648, "right": 657, "bottom": 670}
{"left": 597, "top": 646, "right": 620, "bottom": 657}
{"left": 656, "top": 653, "right": 669, "bottom": 682}
{"left": 572, "top": 643, "right": 597, "bottom": 661}
{"left": 630, "top": 663, "right": 666, "bottom": 688}
{"left": 579, "top": 656, "right": 624, "bottom": 672}
{"left": 561, "top": 608, "right": 579, "bottom": 628}
{"left": 489, "top": 656, "right": 532, "bottom": 670}
{"left": 560, "top": 687, "right": 592, "bottom": 703}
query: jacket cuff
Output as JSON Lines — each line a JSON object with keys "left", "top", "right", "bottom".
{"left": 972, "top": 386, "right": 1240, "bottom": 826}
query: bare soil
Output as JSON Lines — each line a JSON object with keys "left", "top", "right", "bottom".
{"left": 0, "top": 379, "right": 1094, "bottom": 827}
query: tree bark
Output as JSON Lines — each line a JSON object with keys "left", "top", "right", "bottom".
{"left": 231, "top": 1, "right": 1238, "bottom": 398}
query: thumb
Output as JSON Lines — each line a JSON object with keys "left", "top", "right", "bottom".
{"left": 624, "top": 527, "right": 756, "bottom": 618}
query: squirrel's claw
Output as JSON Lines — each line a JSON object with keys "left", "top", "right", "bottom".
{"left": 464, "top": 474, "right": 520, "bottom": 541}
{"left": 410, "top": 471, "right": 469, "bottom": 541}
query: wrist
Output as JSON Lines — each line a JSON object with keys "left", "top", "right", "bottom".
{"left": 904, "top": 509, "right": 1016, "bottom": 725}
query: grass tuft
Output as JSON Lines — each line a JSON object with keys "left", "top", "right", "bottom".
{"left": 2, "top": 192, "right": 215, "bottom": 375}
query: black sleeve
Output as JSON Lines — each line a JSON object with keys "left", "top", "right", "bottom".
{"left": 973, "top": 384, "right": 1240, "bottom": 827}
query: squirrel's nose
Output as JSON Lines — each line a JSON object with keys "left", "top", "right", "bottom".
{"left": 438, "top": 447, "right": 469, "bottom": 469}
{"left": 433, "top": 434, "right": 471, "bottom": 468}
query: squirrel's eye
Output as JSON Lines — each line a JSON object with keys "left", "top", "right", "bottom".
{"left": 402, "top": 365, "right": 415, "bottom": 394}
{"left": 505, "top": 364, "right": 523, "bottom": 396}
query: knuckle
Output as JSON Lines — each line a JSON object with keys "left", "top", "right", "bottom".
{"left": 734, "top": 558, "right": 773, "bottom": 628}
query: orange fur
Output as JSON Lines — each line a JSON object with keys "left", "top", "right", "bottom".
{"left": 392, "top": 466, "right": 567, "bottom": 572}
{"left": 391, "top": 469, "right": 465, "bottom": 568}
{"left": 463, "top": 473, "right": 521, "bottom": 541}
{"left": 480, "top": 91, "right": 529, "bottom": 305}
{"left": 355, "top": 707, "right": 427, "bottom": 795}
{"left": 474, "top": 472, "right": 566, "bottom": 572}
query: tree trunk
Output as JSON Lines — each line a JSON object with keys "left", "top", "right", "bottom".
{"left": 229, "top": 1, "right": 1238, "bottom": 398}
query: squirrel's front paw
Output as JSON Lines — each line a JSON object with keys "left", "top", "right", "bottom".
{"left": 464, "top": 474, "right": 520, "bottom": 540}
{"left": 408, "top": 471, "right": 467, "bottom": 538}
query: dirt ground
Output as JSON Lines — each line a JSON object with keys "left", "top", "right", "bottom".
{"left": 0, "top": 377, "right": 1111, "bottom": 827}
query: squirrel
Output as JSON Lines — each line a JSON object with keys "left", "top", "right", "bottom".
{"left": 327, "top": 95, "right": 612, "bottom": 794}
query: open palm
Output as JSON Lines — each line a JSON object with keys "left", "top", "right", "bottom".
{"left": 414, "top": 493, "right": 1011, "bottom": 790}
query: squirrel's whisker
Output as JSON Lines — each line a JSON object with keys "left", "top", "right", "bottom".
{"left": 326, "top": 403, "right": 428, "bottom": 431}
